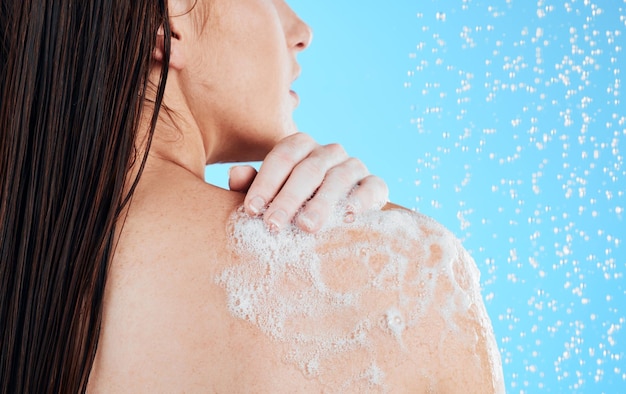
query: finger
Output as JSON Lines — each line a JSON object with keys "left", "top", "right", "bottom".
{"left": 262, "top": 143, "right": 349, "bottom": 232}
{"left": 228, "top": 165, "right": 257, "bottom": 193}
{"left": 344, "top": 175, "right": 389, "bottom": 221}
{"left": 294, "top": 157, "right": 369, "bottom": 232}
{"left": 243, "top": 132, "right": 318, "bottom": 216}
{"left": 294, "top": 158, "right": 368, "bottom": 232}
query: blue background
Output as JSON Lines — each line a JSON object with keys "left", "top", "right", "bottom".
{"left": 206, "top": 1, "right": 625, "bottom": 392}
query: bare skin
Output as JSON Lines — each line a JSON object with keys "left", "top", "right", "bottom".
{"left": 88, "top": 0, "right": 504, "bottom": 391}
{"left": 88, "top": 157, "right": 504, "bottom": 393}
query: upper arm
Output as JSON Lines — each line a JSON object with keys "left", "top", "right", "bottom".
{"left": 360, "top": 208, "right": 504, "bottom": 392}
{"left": 412, "top": 234, "right": 505, "bottom": 393}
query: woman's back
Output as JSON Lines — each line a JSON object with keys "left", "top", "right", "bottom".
{"left": 88, "top": 160, "right": 504, "bottom": 393}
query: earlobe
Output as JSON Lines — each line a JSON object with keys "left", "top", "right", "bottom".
{"left": 152, "top": 23, "right": 186, "bottom": 70}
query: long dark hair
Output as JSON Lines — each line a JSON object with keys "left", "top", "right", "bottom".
{"left": 0, "top": 1, "right": 172, "bottom": 392}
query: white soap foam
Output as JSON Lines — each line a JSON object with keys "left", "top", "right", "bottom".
{"left": 216, "top": 202, "right": 487, "bottom": 391}
{"left": 382, "top": 307, "right": 406, "bottom": 345}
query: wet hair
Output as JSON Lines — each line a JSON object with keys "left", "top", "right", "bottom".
{"left": 0, "top": 1, "right": 172, "bottom": 392}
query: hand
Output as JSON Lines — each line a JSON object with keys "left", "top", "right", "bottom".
{"left": 228, "top": 132, "right": 388, "bottom": 233}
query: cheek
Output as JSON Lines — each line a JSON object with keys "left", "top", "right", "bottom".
{"left": 184, "top": 28, "right": 296, "bottom": 156}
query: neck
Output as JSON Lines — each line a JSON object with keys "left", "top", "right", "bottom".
{"left": 146, "top": 121, "right": 207, "bottom": 181}
{"left": 136, "top": 85, "right": 209, "bottom": 181}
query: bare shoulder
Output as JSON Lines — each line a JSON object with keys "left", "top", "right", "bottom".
{"left": 218, "top": 202, "right": 505, "bottom": 393}
{"left": 89, "top": 170, "right": 246, "bottom": 392}
{"left": 90, "top": 166, "right": 504, "bottom": 393}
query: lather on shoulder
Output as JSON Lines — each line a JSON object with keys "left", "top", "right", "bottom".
{"left": 219, "top": 200, "right": 505, "bottom": 392}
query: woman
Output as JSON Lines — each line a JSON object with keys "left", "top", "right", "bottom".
{"left": 1, "top": 0, "right": 504, "bottom": 392}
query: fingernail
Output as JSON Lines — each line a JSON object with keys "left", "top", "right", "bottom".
{"left": 248, "top": 196, "right": 266, "bottom": 215}
{"left": 344, "top": 211, "right": 355, "bottom": 224}
{"left": 297, "top": 211, "right": 319, "bottom": 232}
{"left": 267, "top": 210, "right": 288, "bottom": 233}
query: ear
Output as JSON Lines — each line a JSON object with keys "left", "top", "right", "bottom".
{"left": 152, "top": 22, "right": 186, "bottom": 70}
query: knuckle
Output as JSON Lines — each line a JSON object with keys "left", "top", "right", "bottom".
{"left": 288, "top": 132, "right": 315, "bottom": 147}
{"left": 270, "top": 133, "right": 318, "bottom": 164}
{"left": 297, "top": 156, "right": 328, "bottom": 179}
{"left": 346, "top": 157, "right": 369, "bottom": 175}
{"left": 366, "top": 175, "right": 389, "bottom": 194}
{"left": 362, "top": 177, "right": 389, "bottom": 207}
{"left": 266, "top": 147, "right": 298, "bottom": 167}
{"left": 326, "top": 165, "right": 356, "bottom": 187}
{"left": 295, "top": 131, "right": 314, "bottom": 142}
{"left": 323, "top": 143, "right": 348, "bottom": 158}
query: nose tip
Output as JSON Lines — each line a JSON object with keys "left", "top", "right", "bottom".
{"left": 297, "top": 22, "right": 313, "bottom": 51}
{"left": 289, "top": 13, "right": 313, "bottom": 52}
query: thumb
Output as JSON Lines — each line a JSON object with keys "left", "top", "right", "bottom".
{"left": 228, "top": 165, "right": 258, "bottom": 192}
